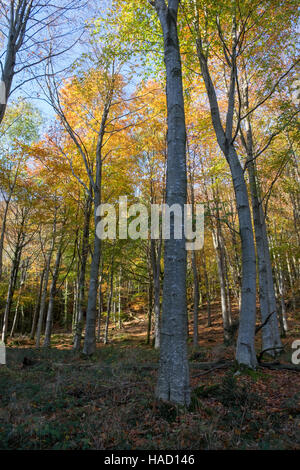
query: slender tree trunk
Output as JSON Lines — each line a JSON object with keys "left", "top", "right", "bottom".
{"left": 286, "top": 255, "right": 296, "bottom": 311}
{"left": 0, "top": 200, "right": 10, "bottom": 281}
{"left": 43, "top": 241, "right": 63, "bottom": 348}
{"left": 192, "top": 250, "right": 199, "bottom": 348}
{"left": 229, "top": 201, "right": 242, "bottom": 305}
{"left": 64, "top": 278, "right": 68, "bottom": 329}
{"left": 72, "top": 279, "right": 78, "bottom": 335}
{"left": 104, "top": 263, "right": 114, "bottom": 345}
{"left": 83, "top": 87, "right": 112, "bottom": 355}
{"left": 241, "top": 86, "right": 282, "bottom": 354}
{"left": 278, "top": 261, "right": 288, "bottom": 333}
{"left": 147, "top": 275, "right": 153, "bottom": 345}
{"left": 227, "top": 146, "right": 257, "bottom": 367}
{"left": 1, "top": 236, "right": 23, "bottom": 342}
{"left": 151, "top": 239, "right": 161, "bottom": 349}
{"left": 97, "top": 263, "right": 103, "bottom": 343}
{"left": 10, "top": 260, "right": 28, "bottom": 337}
{"left": 30, "top": 269, "right": 45, "bottom": 340}
{"left": 83, "top": 188, "right": 102, "bottom": 355}
{"left": 224, "top": 255, "right": 232, "bottom": 324}
{"left": 194, "top": 9, "right": 257, "bottom": 368}
{"left": 202, "top": 254, "right": 211, "bottom": 327}
{"left": 73, "top": 195, "right": 91, "bottom": 351}
{"left": 212, "top": 227, "right": 231, "bottom": 343}
{"left": 35, "top": 215, "right": 57, "bottom": 348}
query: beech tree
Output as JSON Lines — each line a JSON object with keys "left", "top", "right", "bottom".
{"left": 147, "top": 0, "right": 190, "bottom": 406}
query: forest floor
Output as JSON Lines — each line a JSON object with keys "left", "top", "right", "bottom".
{"left": 0, "top": 302, "right": 300, "bottom": 450}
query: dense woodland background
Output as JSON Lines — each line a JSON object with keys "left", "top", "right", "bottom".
{"left": 0, "top": 0, "right": 299, "bottom": 451}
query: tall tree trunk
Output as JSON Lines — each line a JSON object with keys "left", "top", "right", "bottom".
{"left": 72, "top": 279, "right": 78, "bottom": 335}
{"left": 73, "top": 195, "right": 91, "bottom": 351}
{"left": 30, "top": 269, "right": 45, "bottom": 340}
{"left": 10, "top": 259, "right": 28, "bottom": 337}
{"left": 104, "top": 263, "right": 114, "bottom": 345}
{"left": 35, "top": 214, "right": 57, "bottom": 348}
{"left": 83, "top": 85, "right": 113, "bottom": 355}
{"left": 286, "top": 255, "right": 296, "bottom": 311}
{"left": 83, "top": 188, "right": 102, "bottom": 355}
{"left": 212, "top": 226, "right": 231, "bottom": 343}
{"left": 241, "top": 82, "right": 282, "bottom": 355}
{"left": 152, "top": 0, "right": 190, "bottom": 406}
{"left": 151, "top": 239, "right": 161, "bottom": 349}
{"left": 43, "top": 240, "right": 63, "bottom": 348}
{"left": 1, "top": 241, "right": 22, "bottom": 342}
{"left": 277, "top": 259, "right": 288, "bottom": 334}
{"left": 194, "top": 20, "right": 257, "bottom": 367}
{"left": 64, "top": 278, "right": 69, "bottom": 329}
{"left": 147, "top": 274, "right": 153, "bottom": 345}
{"left": 227, "top": 147, "right": 257, "bottom": 367}
{"left": 192, "top": 250, "right": 199, "bottom": 348}
{"left": 203, "top": 254, "right": 211, "bottom": 327}
{"left": 97, "top": 262, "right": 103, "bottom": 343}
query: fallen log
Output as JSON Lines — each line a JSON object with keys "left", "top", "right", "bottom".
{"left": 259, "top": 362, "right": 300, "bottom": 372}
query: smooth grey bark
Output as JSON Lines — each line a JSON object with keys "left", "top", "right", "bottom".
{"left": 73, "top": 195, "right": 92, "bottom": 351}
{"left": 240, "top": 83, "right": 282, "bottom": 355}
{"left": 72, "top": 279, "right": 78, "bottom": 335}
{"left": 202, "top": 253, "right": 211, "bottom": 326}
{"left": 96, "top": 261, "right": 104, "bottom": 342}
{"left": 227, "top": 147, "right": 257, "bottom": 367}
{"left": 147, "top": 273, "right": 153, "bottom": 345}
{"left": 43, "top": 240, "right": 63, "bottom": 348}
{"left": 192, "top": 250, "right": 199, "bottom": 348}
{"left": 224, "top": 252, "right": 232, "bottom": 323}
{"left": 35, "top": 215, "right": 57, "bottom": 348}
{"left": 286, "top": 255, "right": 296, "bottom": 311}
{"left": 83, "top": 90, "right": 113, "bottom": 356}
{"left": 212, "top": 228, "right": 231, "bottom": 343}
{"left": 261, "top": 222, "right": 283, "bottom": 343}
{"left": 193, "top": 16, "right": 257, "bottom": 368}
{"left": 113, "top": 301, "right": 116, "bottom": 324}
{"left": 30, "top": 269, "right": 45, "bottom": 339}
{"left": 83, "top": 193, "right": 101, "bottom": 355}
{"left": 150, "top": 0, "right": 190, "bottom": 406}
{"left": 64, "top": 279, "right": 68, "bottom": 328}
{"left": 188, "top": 158, "right": 200, "bottom": 348}
{"left": 277, "top": 261, "right": 288, "bottom": 333}
{"left": 209, "top": 191, "right": 232, "bottom": 342}
{"left": 104, "top": 263, "right": 114, "bottom": 345}
{"left": 151, "top": 238, "right": 162, "bottom": 349}
{"left": 228, "top": 202, "right": 242, "bottom": 305}
{"left": 10, "top": 259, "right": 28, "bottom": 337}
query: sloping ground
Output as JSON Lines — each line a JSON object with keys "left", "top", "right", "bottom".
{"left": 0, "top": 303, "right": 299, "bottom": 450}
